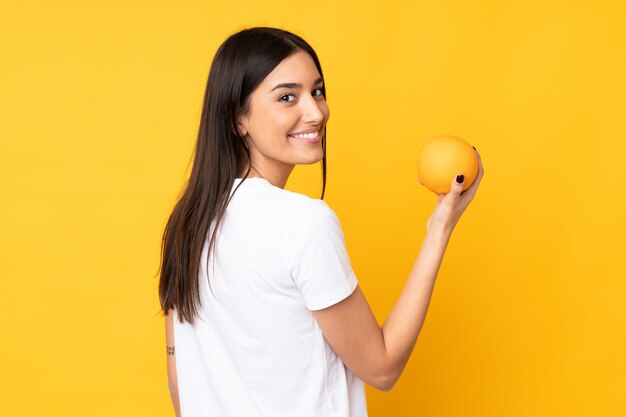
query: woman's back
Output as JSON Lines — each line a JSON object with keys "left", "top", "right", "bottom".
{"left": 172, "top": 177, "right": 367, "bottom": 416}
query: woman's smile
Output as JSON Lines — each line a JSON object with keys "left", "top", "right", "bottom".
{"left": 287, "top": 127, "right": 323, "bottom": 143}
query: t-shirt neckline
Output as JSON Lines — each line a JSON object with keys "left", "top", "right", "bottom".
{"left": 235, "top": 177, "right": 268, "bottom": 182}
{"left": 233, "top": 177, "right": 273, "bottom": 187}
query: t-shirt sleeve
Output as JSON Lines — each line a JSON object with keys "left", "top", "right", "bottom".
{"left": 282, "top": 199, "right": 358, "bottom": 311}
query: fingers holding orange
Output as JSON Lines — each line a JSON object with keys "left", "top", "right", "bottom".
{"left": 457, "top": 147, "right": 484, "bottom": 202}
{"left": 417, "top": 135, "right": 478, "bottom": 194}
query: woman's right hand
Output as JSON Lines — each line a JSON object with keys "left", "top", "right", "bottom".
{"left": 419, "top": 148, "right": 484, "bottom": 233}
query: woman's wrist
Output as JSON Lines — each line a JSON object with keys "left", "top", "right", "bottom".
{"left": 425, "top": 221, "right": 454, "bottom": 244}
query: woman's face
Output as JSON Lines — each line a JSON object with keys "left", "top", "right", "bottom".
{"left": 237, "top": 50, "right": 330, "bottom": 185}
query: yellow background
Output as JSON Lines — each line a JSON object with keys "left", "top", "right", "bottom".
{"left": 1, "top": 0, "right": 625, "bottom": 415}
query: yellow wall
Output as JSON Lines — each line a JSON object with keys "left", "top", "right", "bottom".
{"left": 2, "top": 0, "right": 625, "bottom": 415}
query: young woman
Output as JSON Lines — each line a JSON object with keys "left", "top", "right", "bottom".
{"left": 158, "top": 26, "right": 484, "bottom": 417}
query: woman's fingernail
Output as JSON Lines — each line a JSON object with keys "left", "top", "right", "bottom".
{"left": 456, "top": 174, "right": 464, "bottom": 183}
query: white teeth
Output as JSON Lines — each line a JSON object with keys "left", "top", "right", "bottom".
{"left": 289, "top": 130, "right": 319, "bottom": 139}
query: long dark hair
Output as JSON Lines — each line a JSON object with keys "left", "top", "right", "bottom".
{"left": 158, "top": 27, "right": 328, "bottom": 324}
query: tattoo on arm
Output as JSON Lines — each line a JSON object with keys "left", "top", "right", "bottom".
{"left": 167, "top": 346, "right": 175, "bottom": 355}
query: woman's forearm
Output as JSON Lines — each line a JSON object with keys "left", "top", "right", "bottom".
{"left": 165, "top": 312, "right": 181, "bottom": 417}
{"left": 168, "top": 384, "right": 181, "bottom": 417}
{"left": 381, "top": 224, "right": 452, "bottom": 386}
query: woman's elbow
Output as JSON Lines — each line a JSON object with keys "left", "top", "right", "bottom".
{"left": 369, "top": 369, "right": 398, "bottom": 392}
{"left": 377, "top": 376, "right": 396, "bottom": 392}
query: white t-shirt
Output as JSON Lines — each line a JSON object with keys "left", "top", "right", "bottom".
{"left": 173, "top": 177, "right": 368, "bottom": 417}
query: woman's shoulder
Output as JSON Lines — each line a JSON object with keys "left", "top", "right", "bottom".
{"left": 274, "top": 187, "right": 334, "bottom": 217}
{"left": 246, "top": 178, "right": 329, "bottom": 208}
{"left": 231, "top": 177, "right": 337, "bottom": 224}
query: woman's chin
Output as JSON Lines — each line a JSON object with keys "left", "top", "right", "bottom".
{"left": 296, "top": 151, "right": 324, "bottom": 165}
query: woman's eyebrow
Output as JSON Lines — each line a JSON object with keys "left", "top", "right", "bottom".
{"left": 269, "top": 77, "right": 323, "bottom": 93}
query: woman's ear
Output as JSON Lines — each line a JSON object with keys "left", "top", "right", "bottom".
{"left": 231, "top": 123, "right": 246, "bottom": 137}
{"left": 235, "top": 114, "right": 248, "bottom": 137}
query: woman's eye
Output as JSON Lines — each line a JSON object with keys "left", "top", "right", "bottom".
{"left": 279, "top": 88, "right": 324, "bottom": 103}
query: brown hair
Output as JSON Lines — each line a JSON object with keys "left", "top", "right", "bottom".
{"left": 157, "top": 27, "right": 327, "bottom": 324}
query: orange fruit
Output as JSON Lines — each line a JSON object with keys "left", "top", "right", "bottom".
{"left": 417, "top": 135, "right": 478, "bottom": 194}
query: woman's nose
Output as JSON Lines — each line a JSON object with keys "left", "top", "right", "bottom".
{"left": 300, "top": 94, "right": 324, "bottom": 124}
